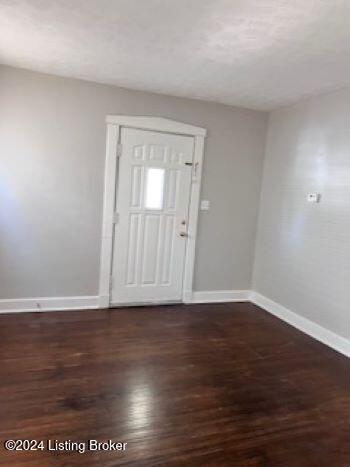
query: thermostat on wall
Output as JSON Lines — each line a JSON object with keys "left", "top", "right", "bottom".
{"left": 307, "top": 193, "right": 321, "bottom": 203}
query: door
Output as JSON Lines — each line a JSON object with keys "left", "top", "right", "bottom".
{"left": 111, "top": 127, "right": 194, "bottom": 304}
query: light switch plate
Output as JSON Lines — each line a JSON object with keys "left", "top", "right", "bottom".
{"left": 200, "top": 200, "right": 210, "bottom": 211}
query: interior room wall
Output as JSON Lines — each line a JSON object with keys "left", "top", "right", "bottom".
{"left": 0, "top": 64, "right": 267, "bottom": 300}
{"left": 253, "top": 88, "right": 350, "bottom": 340}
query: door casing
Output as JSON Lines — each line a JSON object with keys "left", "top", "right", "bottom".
{"left": 98, "top": 116, "right": 207, "bottom": 308}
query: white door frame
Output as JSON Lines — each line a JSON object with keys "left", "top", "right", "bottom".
{"left": 98, "top": 116, "right": 207, "bottom": 308}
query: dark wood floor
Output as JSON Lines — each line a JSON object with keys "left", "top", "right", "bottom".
{"left": 0, "top": 303, "right": 349, "bottom": 466}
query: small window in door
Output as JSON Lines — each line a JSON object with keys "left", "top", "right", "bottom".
{"left": 145, "top": 168, "right": 165, "bottom": 210}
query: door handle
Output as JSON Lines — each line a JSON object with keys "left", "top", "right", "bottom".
{"left": 179, "top": 232, "right": 188, "bottom": 237}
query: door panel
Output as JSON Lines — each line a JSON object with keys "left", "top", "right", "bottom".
{"left": 111, "top": 127, "right": 194, "bottom": 304}
{"left": 141, "top": 214, "right": 161, "bottom": 284}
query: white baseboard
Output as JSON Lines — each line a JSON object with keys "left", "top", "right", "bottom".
{"left": 190, "top": 290, "right": 250, "bottom": 304}
{"left": 0, "top": 296, "right": 100, "bottom": 314}
{"left": 0, "top": 290, "right": 250, "bottom": 312}
{"left": 251, "top": 292, "right": 350, "bottom": 358}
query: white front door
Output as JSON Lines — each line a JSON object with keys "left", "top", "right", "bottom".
{"left": 111, "top": 127, "right": 194, "bottom": 305}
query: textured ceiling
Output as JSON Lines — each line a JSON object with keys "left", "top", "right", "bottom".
{"left": 1, "top": 0, "right": 350, "bottom": 110}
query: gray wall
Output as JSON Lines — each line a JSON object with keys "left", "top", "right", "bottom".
{"left": 0, "top": 64, "right": 267, "bottom": 299}
{"left": 254, "top": 88, "right": 350, "bottom": 339}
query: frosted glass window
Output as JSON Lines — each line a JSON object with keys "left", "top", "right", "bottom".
{"left": 145, "top": 168, "right": 165, "bottom": 209}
